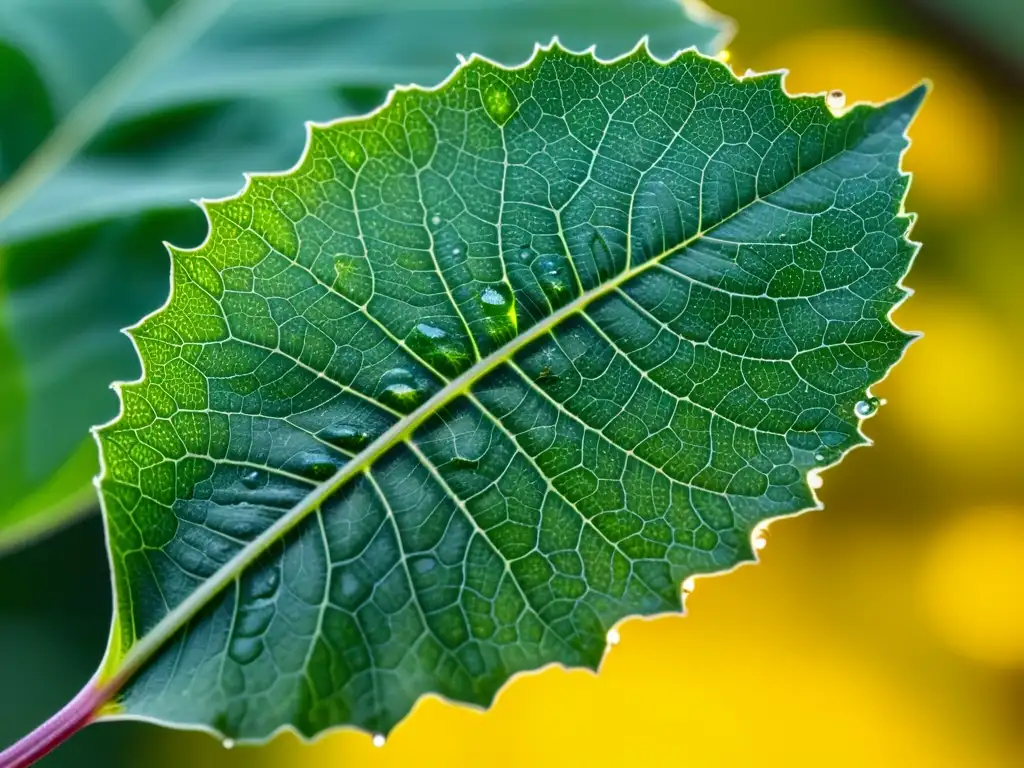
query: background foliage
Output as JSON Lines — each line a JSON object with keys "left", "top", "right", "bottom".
{"left": 0, "top": 0, "right": 1022, "bottom": 765}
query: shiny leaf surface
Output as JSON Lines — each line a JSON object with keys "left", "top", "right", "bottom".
{"left": 95, "top": 44, "right": 923, "bottom": 741}
{"left": 0, "top": 0, "right": 730, "bottom": 553}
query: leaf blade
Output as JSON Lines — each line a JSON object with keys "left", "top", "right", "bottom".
{"left": 94, "top": 44, "right": 924, "bottom": 740}
{"left": 0, "top": 0, "right": 730, "bottom": 553}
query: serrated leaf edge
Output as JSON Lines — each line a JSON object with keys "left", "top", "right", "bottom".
{"left": 87, "top": 37, "right": 927, "bottom": 745}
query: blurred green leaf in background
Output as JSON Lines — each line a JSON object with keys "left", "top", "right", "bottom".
{"left": 0, "top": 0, "right": 730, "bottom": 554}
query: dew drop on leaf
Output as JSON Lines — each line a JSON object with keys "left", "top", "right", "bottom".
{"left": 477, "top": 282, "right": 517, "bottom": 344}
{"left": 222, "top": 739, "right": 235, "bottom": 750}
{"left": 606, "top": 628, "right": 620, "bottom": 646}
{"left": 682, "top": 577, "right": 696, "bottom": 595}
{"left": 533, "top": 254, "right": 575, "bottom": 307}
{"left": 373, "top": 734, "right": 386, "bottom": 748}
{"left": 854, "top": 397, "right": 882, "bottom": 418}
{"left": 826, "top": 89, "right": 847, "bottom": 112}
{"left": 407, "top": 322, "right": 471, "bottom": 377}
{"left": 241, "top": 470, "right": 261, "bottom": 489}
{"left": 416, "top": 323, "right": 447, "bottom": 340}
{"left": 430, "top": 213, "right": 441, "bottom": 226}
{"left": 321, "top": 423, "right": 371, "bottom": 453}
{"left": 379, "top": 367, "right": 427, "bottom": 411}
{"left": 752, "top": 523, "right": 769, "bottom": 552}
{"left": 808, "top": 470, "right": 824, "bottom": 490}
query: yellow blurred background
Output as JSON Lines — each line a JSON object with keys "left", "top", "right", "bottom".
{"left": 141, "top": 1, "right": 1023, "bottom": 766}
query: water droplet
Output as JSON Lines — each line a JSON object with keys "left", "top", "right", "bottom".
{"left": 480, "top": 286, "right": 505, "bottom": 306}
{"left": 291, "top": 451, "right": 341, "bottom": 481}
{"left": 452, "top": 246, "right": 461, "bottom": 256}
{"left": 241, "top": 470, "right": 261, "bottom": 488}
{"left": 477, "top": 283, "right": 518, "bottom": 345}
{"left": 808, "top": 470, "right": 824, "bottom": 490}
{"left": 321, "top": 423, "right": 371, "bottom": 453}
{"left": 373, "top": 734, "right": 386, "bottom": 748}
{"left": 517, "top": 248, "right": 533, "bottom": 263}
{"left": 716, "top": 49, "right": 732, "bottom": 64}
{"left": 533, "top": 255, "right": 575, "bottom": 307}
{"left": 379, "top": 367, "right": 427, "bottom": 411}
{"left": 222, "top": 739, "right": 235, "bottom": 750}
{"left": 407, "top": 323, "right": 471, "bottom": 377}
{"left": 682, "top": 577, "right": 696, "bottom": 595}
{"left": 854, "top": 397, "right": 882, "bottom": 418}
{"left": 752, "top": 524, "right": 769, "bottom": 551}
{"left": 826, "top": 90, "right": 846, "bottom": 113}
{"left": 606, "top": 628, "right": 621, "bottom": 646}
{"left": 779, "top": 233, "right": 787, "bottom": 242}
{"left": 416, "top": 323, "right": 447, "bottom": 340}
{"left": 431, "top": 214, "right": 441, "bottom": 226}
{"left": 814, "top": 453, "right": 825, "bottom": 462}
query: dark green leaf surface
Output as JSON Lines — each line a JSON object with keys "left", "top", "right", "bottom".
{"left": 0, "top": 0, "right": 730, "bottom": 553}
{"left": 96, "top": 45, "right": 923, "bottom": 741}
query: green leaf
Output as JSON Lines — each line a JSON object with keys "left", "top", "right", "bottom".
{"left": 0, "top": 0, "right": 731, "bottom": 554}
{"left": 94, "top": 44, "right": 924, "bottom": 742}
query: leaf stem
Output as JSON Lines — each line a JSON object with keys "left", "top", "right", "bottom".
{"left": 0, "top": 677, "right": 110, "bottom": 768}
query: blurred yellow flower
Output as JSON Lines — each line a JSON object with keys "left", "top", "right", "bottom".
{"left": 883, "top": 287, "right": 1021, "bottom": 472}
{"left": 920, "top": 506, "right": 1024, "bottom": 668}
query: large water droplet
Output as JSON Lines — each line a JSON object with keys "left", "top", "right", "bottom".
{"left": 372, "top": 734, "right": 386, "bottom": 748}
{"left": 406, "top": 323, "right": 471, "bottom": 378}
{"left": 287, "top": 450, "right": 342, "bottom": 481}
{"left": 808, "top": 470, "right": 824, "bottom": 490}
{"left": 379, "top": 367, "right": 428, "bottom": 411}
{"left": 321, "top": 423, "right": 371, "bottom": 453}
{"left": 606, "top": 628, "right": 621, "bottom": 646}
{"left": 752, "top": 524, "right": 769, "bottom": 551}
{"left": 826, "top": 89, "right": 847, "bottom": 113}
{"left": 416, "top": 323, "right": 447, "bottom": 340}
{"left": 682, "top": 577, "right": 696, "bottom": 595}
{"left": 477, "top": 282, "right": 517, "bottom": 345}
{"left": 854, "top": 397, "right": 882, "bottom": 418}
{"left": 222, "top": 738, "right": 236, "bottom": 750}
{"left": 480, "top": 286, "right": 505, "bottom": 307}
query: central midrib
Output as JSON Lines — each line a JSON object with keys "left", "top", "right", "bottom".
{"left": 98, "top": 99, "right": 862, "bottom": 702}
